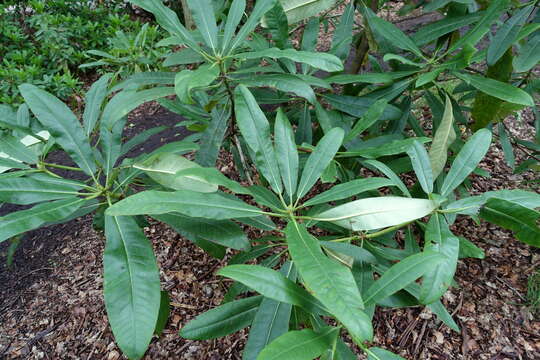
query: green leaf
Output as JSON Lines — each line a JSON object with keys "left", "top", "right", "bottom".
{"left": 498, "top": 123, "right": 515, "bottom": 170}
{"left": 364, "top": 159, "right": 411, "bottom": 197}
{"left": 163, "top": 48, "right": 205, "bottom": 66}
{"left": 419, "top": 214, "right": 460, "bottom": 304}
{"left": 175, "top": 64, "right": 220, "bottom": 104}
{"left": 315, "top": 197, "right": 438, "bottom": 231}
{"left": 218, "top": 265, "right": 326, "bottom": 314}
{"left": 407, "top": 141, "right": 433, "bottom": 194}
{"left": 196, "top": 105, "right": 231, "bottom": 167}
{"left": 228, "top": 0, "right": 277, "bottom": 53}
{"left": 278, "top": 0, "right": 337, "bottom": 25}
{"left": 154, "top": 291, "right": 170, "bottom": 336}
{"left": 103, "top": 215, "right": 160, "bottom": 360}
{"left": 429, "top": 95, "right": 456, "bottom": 179}
{"left": 234, "top": 48, "right": 343, "bottom": 72}
{"left": 0, "top": 133, "right": 38, "bottom": 164}
{"left": 487, "top": 5, "right": 533, "bottom": 65}
{"left": 106, "top": 190, "right": 263, "bottom": 219}
{"left": 325, "top": 73, "right": 393, "bottom": 85}
{"left": 130, "top": 0, "right": 202, "bottom": 52}
{"left": 119, "top": 126, "right": 168, "bottom": 158}
{"left": 458, "top": 237, "right": 485, "bottom": 259}
{"left": 0, "top": 174, "right": 84, "bottom": 205}
{"left": 257, "top": 327, "right": 339, "bottom": 360}
{"left": 304, "top": 177, "right": 394, "bottom": 207}
{"left": 412, "top": 12, "right": 483, "bottom": 46}
{"left": 187, "top": 0, "right": 219, "bottom": 54}
{"left": 83, "top": 74, "right": 112, "bottom": 137}
{"left": 0, "top": 197, "right": 84, "bottom": 243}
{"left": 239, "top": 74, "right": 316, "bottom": 104}
{"left": 323, "top": 94, "right": 402, "bottom": 121}
{"left": 153, "top": 213, "right": 250, "bottom": 251}
{"left": 222, "top": 0, "right": 246, "bottom": 53}
{"left": 134, "top": 153, "right": 218, "bottom": 192}
{"left": 342, "top": 137, "right": 431, "bottom": 159}
{"left": 362, "top": 6, "right": 424, "bottom": 58}
{"left": 274, "top": 109, "right": 299, "bottom": 202}
{"left": 235, "top": 85, "right": 283, "bottom": 193}
{"left": 440, "top": 128, "right": 492, "bottom": 196}
{"left": 19, "top": 84, "right": 96, "bottom": 175}
{"left": 296, "top": 127, "right": 344, "bottom": 200}
{"left": 243, "top": 262, "right": 295, "bottom": 360}
{"left": 448, "top": 0, "right": 510, "bottom": 53}
{"left": 479, "top": 198, "right": 540, "bottom": 247}
{"left": 330, "top": 2, "right": 354, "bottom": 60}
{"left": 343, "top": 99, "right": 388, "bottom": 144}
{"left": 285, "top": 221, "right": 373, "bottom": 343}
{"left": 364, "top": 251, "right": 445, "bottom": 306}
{"left": 174, "top": 167, "right": 249, "bottom": 195}
{"left": 180, "top": 296, "right": 262, "bottom": 339}
{"left": 514, "top": 34, "right": 540, "bottom": 73}
{"left": 319, "top": 241, "right": 378, "bottom": 265}
{"left": 454, "top": 72, "right": 534, "bottom": 107}
{"left": 111, "top": 72, "right": 176, "bottom": 92}
{"left": 367, "top": 347, "right": 405, "bottom": 360}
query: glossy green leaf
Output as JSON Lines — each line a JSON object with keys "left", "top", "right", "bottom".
{"left": 296, "top": 127, "right": 344, "bottom": 200}
{"left": 0, "top": 174, "right": 84, "bottom": 205}
{"left": 235, "top": 85, "right": 282, "bottom": 194}
{"left": 364, "top": 251, "right": 445, "bottom": 306}
{"left": 257, "top": 327, "right": 339, "bottom": 360}
{"left": 429, "top": 95, "right": 456, "bottom": 179}
{"left": 487, "top": 5, "right": 532, "bottom": 65}
{"left": 103, "top": 215, "right": 160, "bottom": 360}
{"left": 234, "top": 48, "right": 343, "bottom": 72}
{"left": 304, "top": 177, "right": 393, "bottom": 207}
{"left": 19, "top": 84, "right": 96, "bottom": 175}
{"left": 222, "top": 0, "right": 246, "bottom": 53}
{"left": 180, "top": 296, "right": 262, "bottom": 339}
{"left": 479, "top": 198, "right": 540, "bottom": 247}
{"left": 441, "top": 128, "right": 492, "bottom": 196}
{"left": 315, "top": 196, "right": 438, "bottom": 231}
{"left": 0, "top": 197, "right": 84, "bottom": 243}
{"left": 218, "top": 265, "right": 325, "bottom": 314}
{"left": 454, "top": 72, "right": 534, "bottom": 107}
{"left": 420, "top": 214, "right": 459, "bottom": 304}
{"left": 407, "top": 141, "right": 433, "bottom": 194}
{"left": 187, "top": 0, "right": 218, "bottom": 54}
{"left": 83, "top": 74, "right": 112, "bottom": 136}
{"left": 106, "top": 190, "right": 263, "bottom": 219}
{"left": 274, "top": 109, "right": 299, "bottom": 202}
{"left": 285, "top": 221, "right": 373, "bottom": 343}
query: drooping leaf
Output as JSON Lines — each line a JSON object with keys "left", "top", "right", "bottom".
{"left": 180, "top": 296, "right": 262, "bottom": 339}
{"left": 19, "top": 84, "right": 96, "bottom": 175}
{"left": 103, "top": 215, "right": 160, "bottom": 360}
{"left": 285, "top": 221, "right": 373, "bottom": 343}
{"left": 440, "top": 128, "right": 492, "bottom": 196}
{"left": 315, "top": 197, "right": 438, "bottom": 231}
{"left": 257, "top": 327, "right": 339, "bottom": 360}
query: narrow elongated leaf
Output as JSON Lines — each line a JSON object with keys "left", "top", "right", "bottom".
{"left": 498, "top": 122, "right": 515, "bottom": 170}
{"left": 0, "top": 175, "right": 84, "bottom": 205}
{"left": 323, "top": 94, "right": 402, "bottom": 120}
{"left": 243, "top": 262, "right": 295, "bottom": 360}
{"left": 412, "top": 12, "right": 483, "bottom": 46}
{"left": 19, "top": 84, "right": 96, "bottom": 175}
{"left": 154, "top": 291, "right": 170, "bottom": 336}
{"left": 196, "top": 105, "right": 230, "bottom": 166}
{"left": 296, "top": 127, "right": 344, "bottom": 200}
{"left": 187, "top": 0, "right": 218, "bottom": 54}
{"left": 441, "top": 128, "right": 492, "bottom": 196}
{"left": 479, "top": 198, "right": 540, "bottom": 247}
{"left": 239, "top": 74, "right": 316, "bottom": 104}
{"left": 175, "top": 64, "right": 220, "bottom": 104}
{"left": 279, "top": 0, "right": 337, "bottom": 25}
{"left": 235, "top": 85, "right": 282, "bottom": 193}
{"left": 274, "top": 109, "right": 299, "bottom": 202}
{"left": 364, "top": 159, "right": 410, "bottom": 197}
{"left": 407, "top": 141, "right": 433, "bottom": 194}
{"left": 343, "top": 99, "right": 388, "bottom": 144}
{"left": 258, "top": 327, "right": 339, "bottom": 360}
{"left": 315, "top": 197, "right": 438, "bottom": 231}
{"left": 218, "top": 265, "right": 325, "bottom": 314}
{"left": 514, "top": 34, "right": 540, "bottom": 73}
{"left": 342, "top": 137, "right": 431, "bottom": 159}
{"left": 363, "top": 6, "right": 423, "bottom": 58}
{"left": 228, "top": 0, "right": 277, "bottom": 52}
{"left": 111, "top": 72, "right": 176, "bottom": 92}
{"left": 304, "top": 177, "right": 393, "bottom": 207}
{"left": 222, "top": 0, "right": 246, "bottom": 52}
{"left": 487, "top": 5, "right": 533, "bottom": 65}
{"left": 331, "top": 2, "right": 354, "bottom": 60}
{"left": 119, "top": 126, "right": 168, "bottom": 158}
{"left": 83, "top": 74, "right": 112, "bottom": 136}
{"left": 454, "top": 72, "right": 534, "bottom": 107}
{"left": 180, "top": 296, "right": 262, "bottom": 339}
{"left": 419, "top": 215, "right": 460, "bottom": 304}
{"left": 0, "top": 197, "right": 84, "bottom": 243}
{"left": 319, "top": 241, "right": 378, "bottom": 265}
{"left": 106, "top": 190, "right": 263, "bottom": 219}
{"left": 0, "top": 133, "right": 38, "bottom": 164}
{"left": 324, "top": 73, "right": 393, "bottom": 85}
{"left": 429, "top": 95, "right": 456, "bottom": 179}
{"left": 368, "top": 347, "right": 405, "bottom": 360}
{"left": 153, "top": 213, "right": 250, "bottom": 251}
{"left": 285, "top": 221, "right": 373, "bottom": 343}
{"left": 234, "top": 48, "right": 343, "bottom": 72}
{"left": 364, "top": 251, "right": 445, "bottom": 306}
{"left": 103, "top": 215, "right": 160, "bottom": 360}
